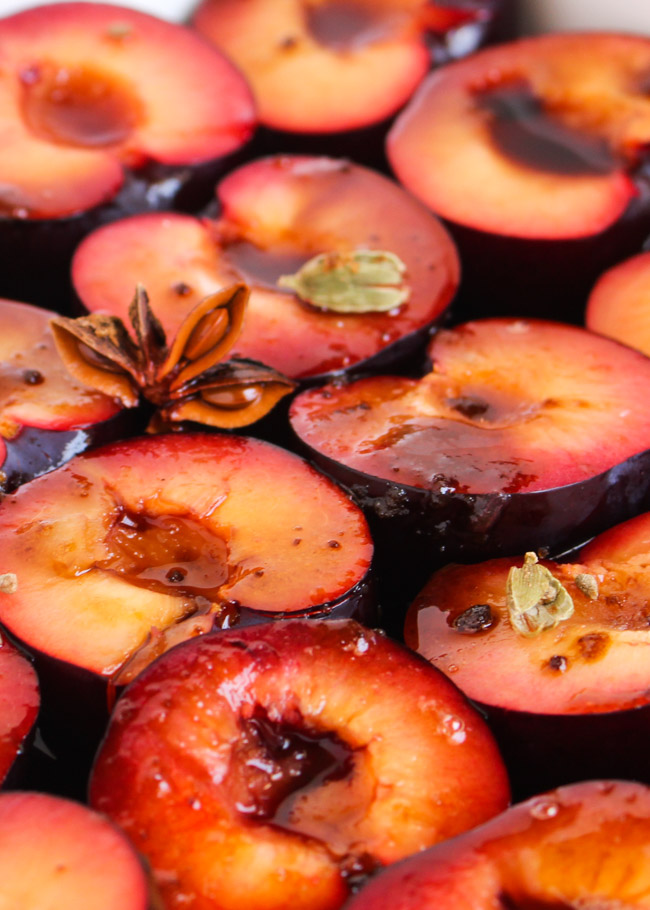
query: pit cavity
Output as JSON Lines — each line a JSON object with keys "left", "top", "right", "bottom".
{"left": 235, "top": 706, "right": 373, "bottom": 863}
{"left": 303, "top": 0, "right": 403, "bottom": 51}
{"left": 20, "top": 62, "right": 143, "bottom": 148}
{"left": 98, "top": 506, "right": 230, "bottom": 601}
{"left": 476, "top": 79, "right": 617, "bottom": 176}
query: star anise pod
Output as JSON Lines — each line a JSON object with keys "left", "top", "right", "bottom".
{"left": 50, "top": 283, "right": 296, "bottom": 429}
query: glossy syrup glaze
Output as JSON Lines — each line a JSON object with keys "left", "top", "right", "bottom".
{"left": 290, "top": 320, "right": 650, "bottom": 494}
{"left": 344, "top": 781, "right": 650, "bottom": 910}
{"left": 405, "top": 530, "right": 650, "bottom": 714}
{"left": 90, "top": 620, "right": 509, "bottom": 910}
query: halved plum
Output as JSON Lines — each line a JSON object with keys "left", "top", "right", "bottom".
{"left": 586, "top": 250, "right": 650, "bottom": 357}
{"left": 192, "top": 0, "right": 431, "bottom": 136}
{"left": 0, "top": 297, "right": 132, "bottom": 493}
{"left": 90, "top": 619, "right": 509, "bottom": 910}
{"left": 345, "top": 780, "right": 650, "bottom": 910}
{"left": 0, "top": 1, "right": 255, "bottom": 304}
{"left": 191, "top": 0, "right": 509, "bottom": 165}
{"left": 0, "top": 432, "right": 374, "bottom": 682}
{"left": 0, "top": 634, "right": 39, "bottom": 787}
{"left": 0, "top": 791, "right": 149, "bottom": 909}
{"left": 387, "top": 33, "right": 650, "bottom": 319}
{"left": 72, "top": 156, "right": 459, "bottom": 380}
{"left": 290, "top": 319, "right": 650, "bottom": 608}
{"left": 405, "top": 509, "right": 650, "bottom": 795}
{"left": 0, "top": 432, "right": 374, "bottom": 786}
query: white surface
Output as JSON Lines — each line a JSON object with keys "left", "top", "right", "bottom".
{"left": 3, "top": 0, "right": 650, "bottom": 34}
{"left": 0, "top": 0, "right": 195, "bottom": 21}
{"left": 520, "top": 0, "right": 650, "bottom": 35}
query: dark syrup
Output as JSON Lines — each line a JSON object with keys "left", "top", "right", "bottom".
{"left": 98, "top": 506, "right": 230, "bottom": 600}
{"left": 238, "top": 707, "right": 355, "bottom": 829}
{"left": 478, "top": 81, "right": 617, "bottom": 176}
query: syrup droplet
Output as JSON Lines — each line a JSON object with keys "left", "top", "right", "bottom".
{"left": 439, "top": 714, "right": 466, "bottom": 744}
{"left": 529, "top": 797, "right": 560, "bottom": 820}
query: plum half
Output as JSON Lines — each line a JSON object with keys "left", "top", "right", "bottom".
{"left": 0, "top": 432, "right": 374, "bottom": 680}
{"left": 405, "top": 510, "right": 650, "bottom": 795}
{"left": 0, "top": 791, "right": 149, "bottom": 909}
{"left": 0, "top": 1, "right": 255, "bottom": 305}
{"left": 0, "top": 432, "right": 374, "bottom": 788}
{"left": 90, "top": 618, "right": 509, "bottom": 910}
{"left": 290, "top": 319, "right": 650, "bottom": 609}
{"left": 345, "top": 780, "right": 650, "bottom": 910}
{"left": 387, "top": 33, "right": 650, "bottom": 320}
{"left": 72, "top": 155, "right": 459, "bottom": 381}
{"left": 586, "top": 249, "right": 650, "bottom": 357}
{"left": 0, "top": 297, "right": 131, "bottom": 493}
{"left": 0, "top": 634, "right": 39, "bottom": 787}
{"left": 191, "top": 0, "right": 510, "bottom": 165}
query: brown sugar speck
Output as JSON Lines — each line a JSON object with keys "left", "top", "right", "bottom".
{"left": 23, "top": 369, "right": 44, "bottom": 385}
{"left": 576, "top": 632, "right": 610, "bottom": 662}
{"left": 452, "top": 604, "right": 495, "bottom": 634}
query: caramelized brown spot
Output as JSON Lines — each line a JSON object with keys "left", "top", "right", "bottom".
{"left": 328, "top": 540, "right": 341, "bottom": 549}
{"left": 447, "top": 396, "right": 489, "bottom": 419}
{"left": 547, "top": 655, "right": 568, "bottom": 672}
{"left": 576, "top": 632, "right": 611, "bottom": 662}
{"left": 452, "top": 604, "right": 495, "bottom": 634}
{"left": 358, "top": 423, "right": 419, "bottom": 453}
{"left": 22, "top": 369, "right": 44, "bottom": 385}
{"left": 171, "top": 281, "right": 192, "bottom": 297}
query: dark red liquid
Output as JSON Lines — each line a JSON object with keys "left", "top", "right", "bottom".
{"left": 238, "top": 708, "right": 355, "bottom": 831}
{"left": 479, "top": 81, "right": 617, "bottom": 176}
